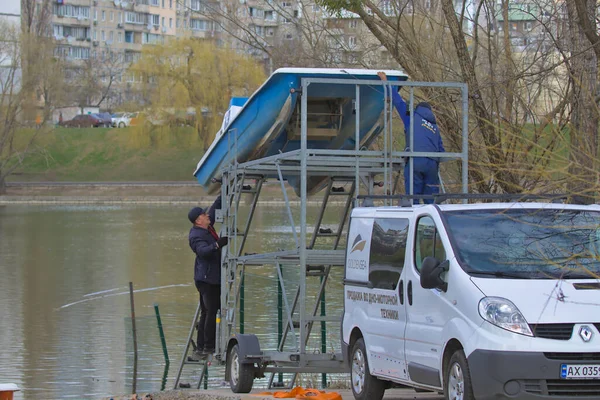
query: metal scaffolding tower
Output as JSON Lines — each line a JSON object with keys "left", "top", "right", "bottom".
{"left": 178, "top": 76, "right": 469, "bottom": 393}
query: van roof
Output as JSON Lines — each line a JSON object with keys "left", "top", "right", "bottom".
{"left": 352, "top": 202, "right": 600, "bottom": 216}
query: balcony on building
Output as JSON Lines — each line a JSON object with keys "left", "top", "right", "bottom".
{"left": 124, "top": 11, "right": 153, "bottom": 31}
{"left": 133, "top": 0, "right": 151, "bottom": 13}
{"left": 53, "top": 3, "right": 92, "bottom": 26}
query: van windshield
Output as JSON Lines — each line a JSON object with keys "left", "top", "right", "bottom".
{"left": 443, "top": 209, "right": 600, "bottom": 279}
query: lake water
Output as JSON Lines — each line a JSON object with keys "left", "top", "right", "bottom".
{"left": 0, "top": 203, "right": 348, "bottom": 400}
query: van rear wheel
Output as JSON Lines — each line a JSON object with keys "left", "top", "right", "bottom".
{"left": 350, "top": 338, "right": 385, "bottom": 400}
{"left": 444, "top": 350, "right": 474, "bottom": 400}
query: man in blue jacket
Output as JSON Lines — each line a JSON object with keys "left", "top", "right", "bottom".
{"left": 188, "top": 195, "right": 228, "bottom": 359}
{"left": 378, "top": 72, "right": 445, "bottom": 203}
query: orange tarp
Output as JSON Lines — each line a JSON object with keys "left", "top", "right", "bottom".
{"left": 255, "top": 386, "right": 342, "bottom": 400}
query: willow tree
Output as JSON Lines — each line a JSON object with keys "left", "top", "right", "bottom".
{"left": 130, "top": 38, "right": 266, "bottom": 150}
{"left": 316, "top": 0, "right": 597, "bottom": 197}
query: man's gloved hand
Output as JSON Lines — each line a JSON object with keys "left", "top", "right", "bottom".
{"left": 217, "top": 237, "right": 228, "bottom": 248}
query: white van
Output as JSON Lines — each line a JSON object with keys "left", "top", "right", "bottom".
{"left": 342, "top": 201, "right": 600, "bottom": 400}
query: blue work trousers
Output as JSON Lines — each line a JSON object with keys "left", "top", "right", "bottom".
{"left": 404, "top": 158, "right": 440, "bottom": 204}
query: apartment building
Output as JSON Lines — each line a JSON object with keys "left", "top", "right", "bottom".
{"left": 0, "top": 0, "right": 21, "bottom": 88}
{"left": 495, "top": 0, "right": 560, "bottom": 53}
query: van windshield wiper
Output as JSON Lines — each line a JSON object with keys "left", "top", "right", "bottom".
{"left": 467, "top": 270, "right": 532, "bottom": 279}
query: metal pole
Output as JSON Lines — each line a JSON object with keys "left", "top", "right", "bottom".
{"left": 129, "top": 281, "right": 138, "bottom": 395}
{"left": 204, "top": 363, "right": 208, "bottom": 389}
{"left": 462, "top": 84, "right": 469, "bottom": 199}
{"left": 354, "top": 85, "right": 360, "bottom": 207}
{"left": 300, "top": 78, "right": 308, "bottom": 356}
{"left": 240, "top": 274, "right": 245, "bottom": 334}
{"left": 278, "top": 275, "right": 283, "bottom": 385}
{"left": 409, "top": 88, "right": 415, "bottom": 198}
{"left": 154, "top": 303, "right": 169, "bottom": 364}
{"left": 320, "top": 276, "right": 326, "bottom": 388}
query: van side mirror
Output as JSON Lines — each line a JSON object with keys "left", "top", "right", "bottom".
{"left": 420, "top": 257, "right": 449, "bottom": 292}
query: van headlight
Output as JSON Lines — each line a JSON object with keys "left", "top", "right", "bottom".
{"left": 478, "top": 297, "right": 533, "bottom": 336}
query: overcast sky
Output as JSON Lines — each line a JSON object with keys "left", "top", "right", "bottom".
{"left": 0, "top": 0, "right": 21, "bottom": 15}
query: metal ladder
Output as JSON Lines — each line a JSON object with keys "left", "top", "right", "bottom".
{"left": 266, "top": 177, "right": 356, "bottom": 389}
{"left": 172, "top": 301, "right": 210, "bottom": 390}
{"left": 221, "top": 170, "right": 265, "bottom": 343}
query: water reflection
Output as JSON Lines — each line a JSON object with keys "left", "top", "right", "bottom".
{"left": 0, "top": 202, "right": 347, "bottom": 399}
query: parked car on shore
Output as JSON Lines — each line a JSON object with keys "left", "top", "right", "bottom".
{"left": 59, "top": 114, "right": 103, "bottom": 128}
{"left": 111, "top": 112, "right": 132, "bottom": 128}
{"left": 93, "top": 112, "right": 113, "bottom": 128}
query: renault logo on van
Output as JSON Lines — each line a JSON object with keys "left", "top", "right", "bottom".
{"left": 579, "top": 326, "right": 593, "bottom": 342}
{"left": 350, "top": 234, "right": 366, "bottom": 253}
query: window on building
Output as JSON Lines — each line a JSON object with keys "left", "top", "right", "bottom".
{"left": 312, "top": 4, "right": 320, "bottom": 11}
{"left": 101, "top": 30, "right": 105, "bottom": 40}
{"left": 162, "top": 17, "right": 165, "bottom": 26}
{"left": 184, "top": 19, "right": 187, "bottom": 28}
{"left": 118, "top": 32, "right": 122, "bottom": 42}
{"left": 94, "top": 10, "right": 97, "bottom": 20}
{"left": 125, "top": 31, "right": 134, "bottom": 43}
{"left": 142, "top": 32, "right": 163, "bottom": 44}
{"left": 349, "top": 19, "right": 357, "bottom": 28}
{"left": 102, "top": 10, "right": 105, "bottom": 21}
{"left": 169, "top": 18, "right": 172, "bottom": 28}
{"left": 118, "top": 12, "right": 122, "bottom": 22}
{"left": 151, "top": 14, "right": 160, "bottom": 25}
{"left": 109, "top": 31, "right": 114, "bottom": 41}
{"left": 126, "top": 12, "right": 147, "bottom": 24}
{"left": 369, "top": 218, "right": 409, "bottom": 290}
{"left": 285, "top": 32, "right": 293, "bottom": 39}
{"left": 281, "top": 1, "right": 291, "bottom": 7}
{"left": 170, "top": 0, "right": 173, "bottom": 8}
{"left": 525, "top": 21, "right": 532, "bottom": 31}
{"left": 93, "top": 30, "right": 97, "bottom": 39}
{"left": 54, "top": 4, "right": 90, "bottom": 18}
{"left": 265, "top": 10, "right": 275, "bottom": 20}
{"left": 266, "top": 27, "right": 274, "bottom": 36}
{"left": 191, "top": 0, "right": 202, "bottom": 11}
{"left": 511, "top": 22, "right": 517, "bottom": 30}
{"left": 110, "top": 11, "right": 113, "bottom": 21}
{"left": 348, "top": 36, "right": 356, "bottom": 46}
{"left": 190, "top": 18, "right": 211, "bottom": 30}
{"left": 176, "top": 18, "right": 180, "bottom": 28}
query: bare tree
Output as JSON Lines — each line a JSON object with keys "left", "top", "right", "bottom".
{"left": 175, "top": 0, "right": 390, "bottom": 70}
{"left": 0, "top": 18, "right": 50, "bottom": 193}
{"left": 63, "top": 47, "right": 128, "bottom": 111}
{"left": 563, "top": 0, "right": 598, "bottom": 203}
{"left": 315, "top": 0, "right": 598, "bottom": 196}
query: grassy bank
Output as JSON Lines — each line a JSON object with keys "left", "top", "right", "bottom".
{"left": 10, "top": 126, "right": 206, "bottom": 182}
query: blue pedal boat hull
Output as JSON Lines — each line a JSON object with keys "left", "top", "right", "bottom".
{"left": 193, "top": 68, "right": 408, "bottom": 195}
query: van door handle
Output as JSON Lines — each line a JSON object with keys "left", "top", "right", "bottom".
{"left": 407, "top": 281, "right": 413, "bottom": 306}
{"left": 398, "top": 280, "right": 404, "bottom": 305}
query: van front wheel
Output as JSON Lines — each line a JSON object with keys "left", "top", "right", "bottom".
{"left": 445, "top": 350, "right": 474, "bottom": 400}
{"left": 350, "top": 338, "right": 385, "bottom": 400}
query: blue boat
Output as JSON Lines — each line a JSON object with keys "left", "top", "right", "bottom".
{"left": 193, "top": 68, "right": 408, "bottom": 195}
